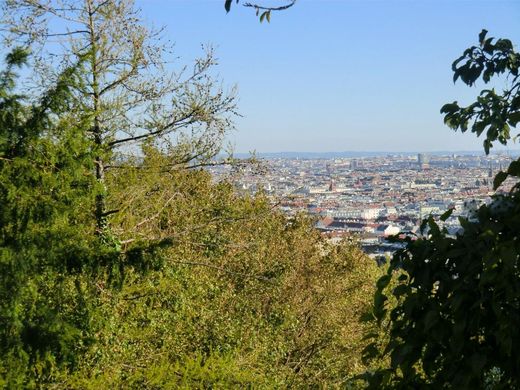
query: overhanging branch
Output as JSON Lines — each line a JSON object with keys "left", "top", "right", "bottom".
{"left": 243, "top": 0, "right": 296, "bottom": 12}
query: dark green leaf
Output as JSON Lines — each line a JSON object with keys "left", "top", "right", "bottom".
{"left": 424, "top": 310, "right": 438, "bottom": 331}
{"left": 508, "top": 111, "right": 520, "bottom": 127}
{"left": 224, "top": 0, "right": 232, "bottom": 12}
{"left": 470, "top": 354, "right": 486, "bottom": 375}
{"left": 393, "top": 284, "right": 409, "bottom": 298}
{"left": 493, "top": 171, "right": 508, "bottom": 190}
{"left": 484, "top": 139, "right": 492, "bottom": 154}
{"left": 420, "top": 218, "right": 428, "bottom": 233}
{"left": 376, "top": 274, "right": 391, "bottom": 290}
{"left": 479, "top": 29, "right": 488, "bottom": 45}
{"left": 440, "top": 102, "right": 459, "bottom": 114}
{"left": 507, "top": 159, "right": 520, "bottom": 176}
{"left": 440, "top": 208, "right": 454, "bottom": 222}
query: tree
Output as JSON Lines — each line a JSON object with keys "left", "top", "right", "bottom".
{"left": 0, "top": 0, "right": 237, "bottom": 385}
{"left": 365, "top": 30, "right": 520, "bottom": 388}
{"left": 3, "top": 0, "right": 237, "bottom": 233}
{"left": 59, "top": 147, "right": 384, "bottom": 387}
{"left": 0, "top": 48, "right": 106, "bottom": 387}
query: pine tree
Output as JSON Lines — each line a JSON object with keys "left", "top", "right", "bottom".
{"left": 0, "top": 48, "right": 105, "bottom": 386}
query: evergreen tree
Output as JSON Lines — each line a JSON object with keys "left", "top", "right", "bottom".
{"left": 0, "top": 48, "right": 105, "bottom": 386}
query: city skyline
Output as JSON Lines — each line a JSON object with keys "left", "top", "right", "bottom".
{"left": 231, "top": 148, "right": 520, "bottom": 159}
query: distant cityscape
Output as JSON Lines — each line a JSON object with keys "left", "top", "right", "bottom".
{"left": 210, "top": 152, "right": 517, "bottom": 261}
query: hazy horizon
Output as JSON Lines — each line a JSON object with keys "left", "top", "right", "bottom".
{"left": 231, "top": 148, "right": 520, "bottom": 158}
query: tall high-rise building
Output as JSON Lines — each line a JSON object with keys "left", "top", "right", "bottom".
{"left": 328, "top": 178, "right": 336, "bottom": 192}
{"left": 326, "top": 163, "right": 332, "bottom": 175}
{"left": 418, "top": 153, "right": 430, "bottom": 170}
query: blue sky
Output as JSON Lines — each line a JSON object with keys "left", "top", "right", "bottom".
{"left": 137, "top": 0, "right": 520, "bottom": 153}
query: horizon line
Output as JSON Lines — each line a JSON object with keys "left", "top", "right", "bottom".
{"left": 231, "top": 149, "right": 520, "bottom": 155}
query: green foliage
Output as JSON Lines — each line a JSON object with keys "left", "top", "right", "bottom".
{"left": 0, "top": 50, "right": 102, "bottom": 386}
{"left": 59, "top": 148, "right": 382, "bottom": 388}
{"left": 0, "top": 2, "right": 381, "bottom": 387}
{"left": 367, "top": 30, "right": 520, "bottom": 389}
{"left": 367, "top": 198, "right": 520, "bottom": 388}
{"left": 0, "top": 43, "right": 380, "bottom": 390}
{"left": 440, "top": 29, "right": 520, "bottom": 154}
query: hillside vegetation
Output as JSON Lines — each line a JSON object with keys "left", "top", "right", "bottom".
{"left": 0, "top": 1, "right": 381, "bottom": 387}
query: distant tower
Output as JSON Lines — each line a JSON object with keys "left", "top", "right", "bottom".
{"left": 417, "top": 153, "right": 430, "bottom": 170}
{"left": 328, "top": 178, "right": 336, "bottom": 192}
{"left": 488, "top": 162, "right": 493, "bottom": 178}
{"left": 326, "top": 163, "right": 332, "bottom": 175}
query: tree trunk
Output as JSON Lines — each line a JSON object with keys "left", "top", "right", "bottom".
{"left": 88, "top": 0, "right": 106, "bottom": 233}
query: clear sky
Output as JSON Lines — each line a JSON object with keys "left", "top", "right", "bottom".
{"left": 137, "top": 0, "right": 519, "bottom": 153}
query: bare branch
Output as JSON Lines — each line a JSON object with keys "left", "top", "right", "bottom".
{"left": 107, "top": 110, "right": 197, "bottom": 146}
{"left": 243, "top": 0, "right": 296, "bottom": 12}
{"left": 44, "top": 30, "right": 89, "bottom": 37}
